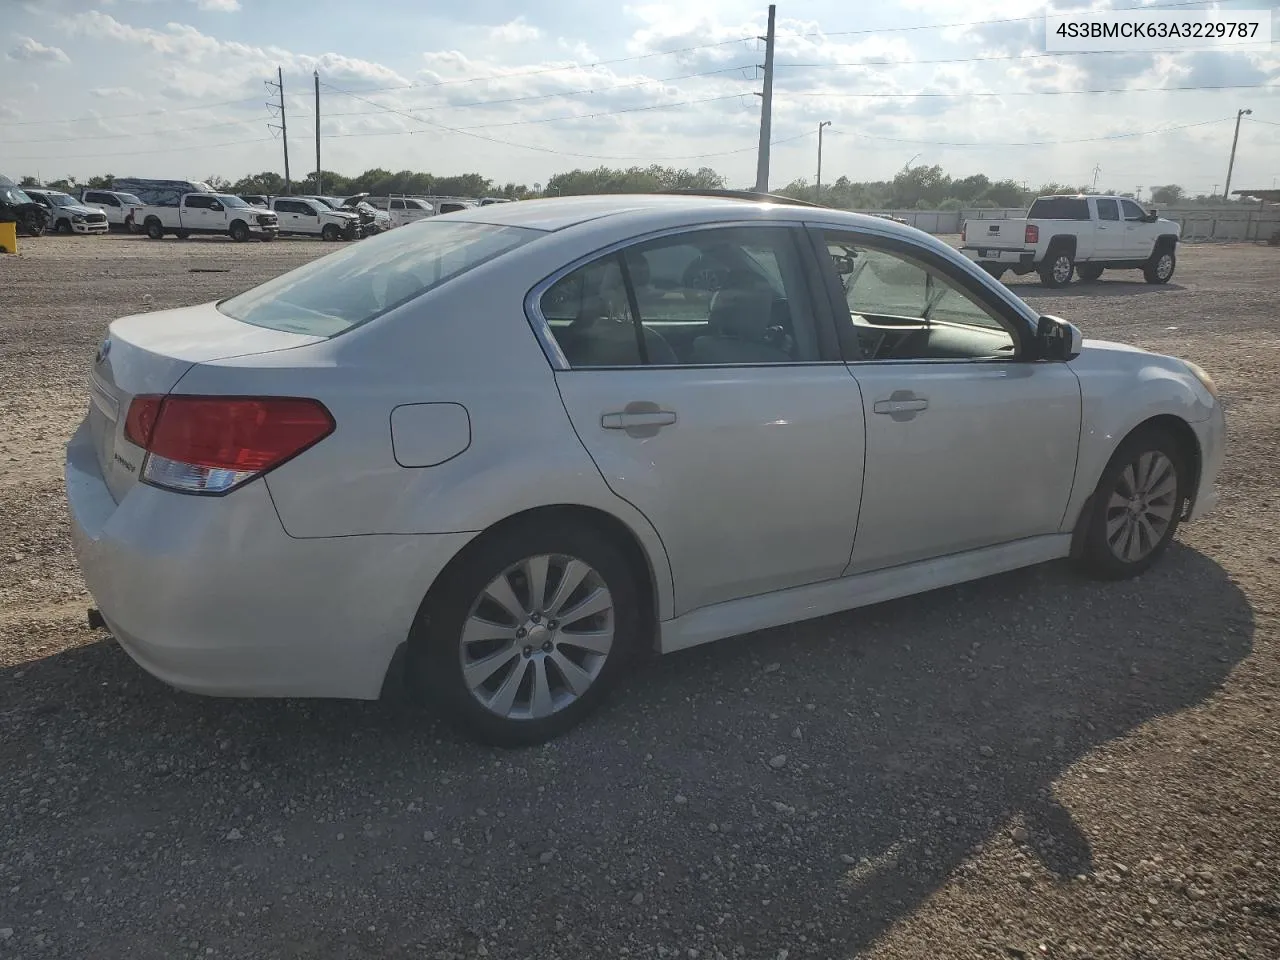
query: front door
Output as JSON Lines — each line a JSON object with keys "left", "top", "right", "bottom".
{"left": 814, "top": 228, "right": 1082, "bottom": 574}
{"left": 1120, "top": 198, "right": 1154, "bottom": 258}
{"left": 546, "top": 224, "right": 866, "bottom": 616}
{"left": 1091, "top": 197, "right": 1125, "bottom": 258}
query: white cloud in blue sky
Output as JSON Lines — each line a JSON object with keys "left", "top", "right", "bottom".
{"left": 0, "top": 0, "right": 1276, "bottom": 194}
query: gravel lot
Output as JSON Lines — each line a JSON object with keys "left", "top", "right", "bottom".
{"left": 2, "top": 234, "right": 1277, "bottom": 960}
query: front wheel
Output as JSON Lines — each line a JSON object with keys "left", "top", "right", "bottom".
{"left": 1078, "top": 429, "right": 1186, "bottom": 580}
{"left": 1076, "top": 264, "right": 1104, "bottom": 282}
{"left": 1038, "top": 248, "right": 1075, "bottom": 288}
{"left": 55, "top": 218, "right": 72, "bottom": 235}
{"left": 1143, "top": 247, "right": 1175, "bottom": 284}
{"left": 410, "top": 519, "right": 644, "bottom": 746}
{"left": 229, "top": 220, "right": 250, "bottom": 242}
{"left": 321, "top": 223, "right": 341, "bottom": 242}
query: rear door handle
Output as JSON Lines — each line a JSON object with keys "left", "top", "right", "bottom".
{"left": 602, "top": 411, "right": 676, "bottom": 429}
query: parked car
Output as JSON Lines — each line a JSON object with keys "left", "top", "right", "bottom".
{"left": 960, "top": 195, "right": 1181, "bottom": 287}
{"left": 66, "top": 194, "right": 1224, "bottom": 746}
{"left": 268, "top": 196, "right": 362, "bottom": 241}
{"left": 239, "top": 195, "right": 270, "bottom": 208}
{"left": 80, "top": 189, "right": 145, "bottom": 232}
{"left": 24, "top": 189, "right": 109, "bottom": 235}
{"left": 0, "top": 176, "right": 50, "bottom": 237}
{"left": 136, "top": 192, "right": 278, "bottom": 242}
{"left": 368, "top": 195, "right": 436, "bottom": 227}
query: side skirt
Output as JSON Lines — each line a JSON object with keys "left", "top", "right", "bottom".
{"left": 658, "top": 534, "right": 1072, "bottom": 654}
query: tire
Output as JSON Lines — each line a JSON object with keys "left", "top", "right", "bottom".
{"left": 1143, "top": 246, "right": 1176, "bottom": 284}
{"left": 260, "top": 232, "right": 276, "bottom": 242}
{"left": 1038, "top": 246, "right": 1075, "bottom": 288}
{"left": 1076, "top": 264, "right": 1104, "bottom": 282}
{"left": 1078, "top": 428, "right": 1187, "bottom": 580}
{"left": 981, "top": 264, "right": 1006, "bottom": 282}
{"left": 409, "top": 518, "right": 645, "bottom": 746}
{"left": 175, "top": 230, "right": 190, "bottom": 241}
{"left": 321, "top": 223, "right": 341, "bottom": 242}
{"left": 55, "top": 218, "right": 72, "bottom": 235}
{"left": 229, "top": 220, "right": 250, "bottom": 243}
{"left": 21, "top": 215, "right": 45, "bottom": 237}
{"left": 145, "top": 219, "right": 164, "bottom": 240}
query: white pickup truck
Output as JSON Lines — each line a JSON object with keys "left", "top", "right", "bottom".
{"left": 960, "top": 195, "right": 1181, "bottom": 288}
{"left": 138, "top": 192, "right": 279, "bottom": 242}
{"left": 267, "top": 196, "right": 362, "bottom": 241}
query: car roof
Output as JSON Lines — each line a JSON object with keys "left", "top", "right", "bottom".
{"left": 437, "top": 193, "right": 924, "bottom": 237}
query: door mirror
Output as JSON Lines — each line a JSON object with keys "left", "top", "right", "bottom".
{"left": 1036, "top": 315, "right": 1083, "bottom": 361}
{"left": 209, "top": 201, "right": 223, "bottom": 212}
{"left": 1143, "top": 210, "right": 1158, "bottom": 223}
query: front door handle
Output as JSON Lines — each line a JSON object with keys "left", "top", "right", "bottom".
{"left": 873, "top": 391, "right": 929, "bottom": 421}
{"left": 602, "top": 401, "right": 676, "bottom": 438}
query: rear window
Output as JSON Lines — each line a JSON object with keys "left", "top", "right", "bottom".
{"left": 1028, "top": 197, "right": 1091, "bottom": 220}
{"left": 218, "top": 220, "right": 540, "bottom": 337}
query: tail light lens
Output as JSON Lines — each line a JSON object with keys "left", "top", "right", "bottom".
{"left": 124, "top": 395, "right": 334, "bottom": 495}
{"left": 1025, "top": 224, "right": 1039, "bottom": 244}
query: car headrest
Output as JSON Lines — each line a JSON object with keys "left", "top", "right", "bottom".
{"left": 707, "top": 290, "right": 776, "bottom": 341}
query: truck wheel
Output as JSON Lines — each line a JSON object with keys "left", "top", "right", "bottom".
{"left": 1077, "top": 264, "right": 1104, "bottom": 282}
{"left": 981, "top": 264, "right": 1006, "bottom": 282}
{"left": 145, "top": 219, "right": 164, "bottom": 240}
{"left": 175, "top": 230, "right": 190, "bottom": 241}
{"left": 321, "top": 223, "right": 341, "bottom": 242}
{"left": 1143, "top": 246, "right": 1175, "bottom": 284}
{"left": 55, "top": 218, "right": 72, "bottom": 235}
{"left": 1038, "top": 247, "right": 1075, "bottom": 288}
{"left": 229, "top": 220, "right": 250, "bottom": 242}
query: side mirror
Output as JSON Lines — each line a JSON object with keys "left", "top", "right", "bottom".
{"left": 1143, "top": 210, "right": 1158, "bottom": 222}
{"left": 1036, "top": 314, "right": 1083, "bottom": 362}
{"left": 209, "top": 201, "right": 223, "bottom": 212}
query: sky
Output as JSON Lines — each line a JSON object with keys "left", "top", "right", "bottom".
{"left": 2, "top": 0, "right": 1278, "bottom": 196}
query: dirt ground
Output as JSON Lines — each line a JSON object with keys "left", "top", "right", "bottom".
{"left": 1, "top": 233, "right": 1278, "bottom": 960}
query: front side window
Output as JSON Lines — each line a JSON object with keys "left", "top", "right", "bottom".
{"left": 822, "top": 232, "right": 1015, "bottom": 361}
{"left": 1121, "top": 199, "right": 1146, "bottom": 221}
{"left": 185, "top": 195, "right": 213, "bottom": 210}
{"left": 540, "top": 226, "right": 821, "bottom": 368}
{"left": 275, "top": 200, "right": 301, "bottom": 214}
{"left": 219, "top": 220, "right": 539, "bottom": 337}
{"left": 1095, "top": 198, "right": 1120, "bottom": 221}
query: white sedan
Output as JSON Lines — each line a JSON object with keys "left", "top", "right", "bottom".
{"left": 65, "top": 194, "right": 1225, "bottom": 745}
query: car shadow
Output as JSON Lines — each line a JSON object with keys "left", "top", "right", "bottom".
{"left": 0, "top": 545, "right": 1252, "bottom": 958}
{"left": 1005, "top": 278, "right": 1188, "bottom": 297}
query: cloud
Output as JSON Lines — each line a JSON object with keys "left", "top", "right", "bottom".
{"left": 6, "top": 36, "right": 71, "bottom": 64}
{"left": 488, "top": 17, "right": 541, "bottom": 44}
{"left": 90, "top": 86, "right": 144, "bottom": 99}
{"left": 193, "top": 0, "right": 242, "bottom": 10}
{"left": 0, "top": 102, "right": 20, "bottom": 120}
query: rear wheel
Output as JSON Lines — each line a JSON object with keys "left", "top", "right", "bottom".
{"left": 1143, "top": 246, "right": 1176, "bottom": 284}
{"left": 1077, "top": 264, "right": 1104, "bottom": 282}
{"left": 145, "top": 219, "right": 164, "bottom": 240}
{"left": 1038, "top": 247, "right": 1075, "bottom": 288}
{"left": 1078, "top": 428, "right": 1186, "bottom": 580}
{"left": 175, "top": 230, "right": 190, "bottom": 240}
{"left": 409, "top": 519, "right": 644, "bottom": 746}
{"left": 981, "top": 264, "right": 1006, "bottom": 282}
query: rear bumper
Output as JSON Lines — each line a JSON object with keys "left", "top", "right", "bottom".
{"left": 65, "top": 419, "right": 474, "bottom": 700}
{"left": 1188, "top": 402, "right": 1226, "bottom": 522}
{"left": 961, "top": 246, "right": 1036, "bottom": 265}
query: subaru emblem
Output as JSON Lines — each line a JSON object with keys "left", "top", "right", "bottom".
{"left": 95, "top": 337, "right": 111, "bottom": 364}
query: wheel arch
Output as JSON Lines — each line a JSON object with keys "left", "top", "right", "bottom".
{"left": 1045, "top": 234, "right": 1077, "bottom": 258}
{"left": 1068, "top": 413, "right": 1202, "bottom": 557}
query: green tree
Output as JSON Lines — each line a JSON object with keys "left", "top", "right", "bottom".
{"left": 1150, "top": 184, "right": 1185, "bottom": 205}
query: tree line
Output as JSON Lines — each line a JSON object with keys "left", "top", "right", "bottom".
{"left": 16, "top": 164, "right": 1242, "bottom": 208}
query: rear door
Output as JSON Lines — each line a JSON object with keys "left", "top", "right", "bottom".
{"left": 812, "top": 227, "right": 1081, "bottom": 574}
{"left": 545, "top": 223, "right": 865, "bottom": 616}
{"left": 1091, "top": 198, "right": 1124, "bottom": 258}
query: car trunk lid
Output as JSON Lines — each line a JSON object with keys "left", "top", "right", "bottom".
{"left": 87, "top": 302, "right": 325, "bottom": 502}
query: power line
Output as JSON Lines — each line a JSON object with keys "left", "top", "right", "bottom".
{"left": 6, "top": 136, "right": 274, "bottom": 162}
{"left": 1245, "top": 116, "right": 1280, "bottom": 126}
{"left": 788, "top": 81, "right": 1280, "bottom": 99}
{"left": 0, "top": 96, "right": 261, "bottom": 128}
{"left": 828, "top": 115, "right": 1233, "bottom": 147}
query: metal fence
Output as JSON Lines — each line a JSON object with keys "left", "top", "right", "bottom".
{"left": 850, "top": 206, "right": 1280, "bottom": 241}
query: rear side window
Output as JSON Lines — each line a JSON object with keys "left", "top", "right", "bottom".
{"left": 1027, "top": 198, "right": 1091, "bottom": 220}
{"left": 219, "top": 221, "right": 540, "bottom": 337}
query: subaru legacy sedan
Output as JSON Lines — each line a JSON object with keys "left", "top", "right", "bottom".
{"left": 65, "top": 194, "right": 1224, "bottom": 745}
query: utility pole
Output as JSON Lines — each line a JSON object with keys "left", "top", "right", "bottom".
{"left": 1223, "top": 107, "right": 1252, "bottom": 202}
{"left": 265, "top": 67, "right": 291, "bottom": 195}
{"left": 1091, "top": 164, "right": 1101, "bottom": 192}
{"left": 1136, "top": 186, "right": 1143, "bottom": 202}
{"left": 815, "top": 121, "right": 831, "bottom": 199}
{"left": 314, "top": 70, "right": 322, "bottom": 196}
{"left": 753, "top": 4, "right": 776, "bottom": 195}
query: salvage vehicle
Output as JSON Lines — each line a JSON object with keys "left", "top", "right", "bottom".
{"left": 0, "top": 176, "right": 50, "bottom": 237}
{"left": 137, "top": 192, "right": 278, "bottom": 241}
{"left": 336, "top": 194, "right": 392, "bottom": 235}
{"left": 268, "top": 196, "right": 361, "bottom": 241}
{"left": 960, "top": 194, "right": 1180, "bottom": 287}
{"left": 66, "top": 194, "right": 1224, "bottom": 746}
{"left": 25, "top": 188, "right": 109, "bottom": 235}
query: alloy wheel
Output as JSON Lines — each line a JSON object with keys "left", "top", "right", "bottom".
{"left": 1156, "top": 254, "right": 1174, "bottom": 280}
{"left": 1052, "top": 255, "right": 1072, "bottom": 284}
{"left": 459, "top": 554, "right": 615, "bottom": 721}
{"left": 1104, "top": 451, "right": 1178, "bottom": 563}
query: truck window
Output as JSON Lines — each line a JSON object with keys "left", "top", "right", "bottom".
{"left": 185, "top": 195, "right": 213, "bottom": 209}
{"left": 1121, "top": 199, "right": 1146, "bottom": 221}
{"left": 1095, "top": 198, "right": 1119, "bottom": 221}
{"left": 1027, "top": 197, "right": 1091, "bottom": 220}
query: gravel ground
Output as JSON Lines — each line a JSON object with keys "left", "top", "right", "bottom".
{"left": 2, "top": 234, "right": 1278, "bottom": 960}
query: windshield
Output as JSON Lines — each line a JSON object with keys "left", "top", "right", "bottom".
{"left": 118, "top": 193, "right": 143, "bottom": 206}
{"left": 47, "top": 192, "right": 77, "bottom": 207}
{"left": 218, "top": 220, "right": 540, "bottom": 337}
{"left": 214, "top": 194, "right": 249, "bottom": 208}
{"left": 314, "top": 197, "right": 340, "bottom": 209}
{"left": 1, "top": 186, "right": 34, "bottom": 205}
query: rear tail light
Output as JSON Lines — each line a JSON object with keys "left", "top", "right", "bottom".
{"left": 124, "top": 395, "right": 334, "bottom": 495}
{"left": 1025, "top": 224, "right": 1039, "bottom": 244}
